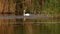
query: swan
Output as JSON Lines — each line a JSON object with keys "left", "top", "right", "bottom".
{"left": 23, "top": 10, "right": 30, "bottom": 16}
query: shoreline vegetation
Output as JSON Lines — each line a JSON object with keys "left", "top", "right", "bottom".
{"left": 0, "top": 0, "right": 60, "bottom": 34}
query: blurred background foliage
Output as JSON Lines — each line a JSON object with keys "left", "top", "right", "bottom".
{"left": 25, "top": 0, "right": 60, "bottom": 14}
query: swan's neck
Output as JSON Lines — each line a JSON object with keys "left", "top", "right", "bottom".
{"left": 23, "top": 10, "right": 25, "bottom": 14}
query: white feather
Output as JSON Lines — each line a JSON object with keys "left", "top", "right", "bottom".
{"left": 24, "top": 13, "right": 30, "bottom": 16}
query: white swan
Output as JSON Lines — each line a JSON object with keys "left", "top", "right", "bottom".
{"left": 23, "top": 10, "right": 30, "bottom": 16}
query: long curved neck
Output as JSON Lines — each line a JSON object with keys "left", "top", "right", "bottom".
{"left": 23, "top": 10, "right": 26, "bottom": 16}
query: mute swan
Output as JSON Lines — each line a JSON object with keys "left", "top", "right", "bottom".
{"left": 23, "top": 10, "right": 30, "bottom": 16}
